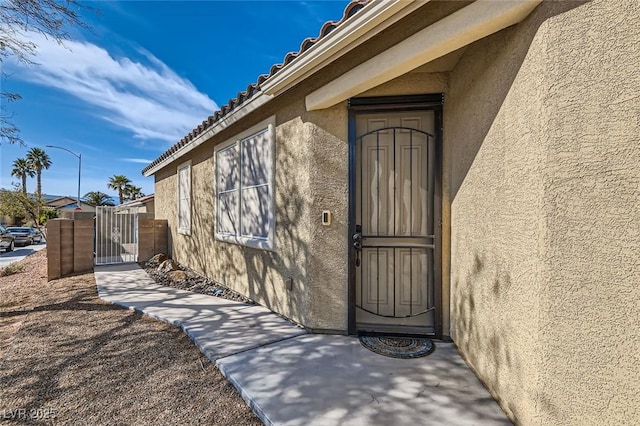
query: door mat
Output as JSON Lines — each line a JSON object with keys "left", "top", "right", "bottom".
{"left": 359, "top": 335, "right": 435, "bottom": 359}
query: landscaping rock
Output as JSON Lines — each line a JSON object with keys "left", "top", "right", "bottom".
{"left": 148, "top": 253, "right": 168, "bottom": 266}
{"left": 167, "top": 270, "right": 187, "bottom": 282}
{"left": 158, "top": 259, "right": 179, "bottom": 273}
{"left": 139, "top": 259, "right": 254, "bottom": 305}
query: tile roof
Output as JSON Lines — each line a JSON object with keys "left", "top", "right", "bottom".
{"left": 142, "top": 0, "right": 370, "bottom": 175}
{"left": 45, "top": 196, "right": 78, "bottom": 207}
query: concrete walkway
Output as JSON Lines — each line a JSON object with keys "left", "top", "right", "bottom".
{"left": 95, "top": 263, "right": 511, "bottom": 426}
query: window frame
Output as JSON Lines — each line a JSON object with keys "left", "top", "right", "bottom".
{"left": 214, "top": 116, "right": 276, "bottom": 250}
{"left": 177, "top": 160, "right": 192, "bottom": 235}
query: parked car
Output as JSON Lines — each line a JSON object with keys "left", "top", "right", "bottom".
{"left": 0, "top": 225, "right": 15, "bottom": 252}
{"left": 5, "top": 227, "right": 40, "bottom": 247}
{"left": 30, "top": 228, "right": 44, "bottom": 244}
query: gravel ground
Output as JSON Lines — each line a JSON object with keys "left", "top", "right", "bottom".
{"left": 139, "top": 257, "right": 254, "bottom": 305}
{"left": 0, "top": 250, "right": 261, "bottom": 425}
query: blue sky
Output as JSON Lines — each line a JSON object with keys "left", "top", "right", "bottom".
{"left": 0, "top": 0, "right": 349, "bottom": 202}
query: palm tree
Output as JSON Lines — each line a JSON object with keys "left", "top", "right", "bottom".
{"left": 123, "top": 184, "right": 144, "bottom": 202}
{"left": 107, "top": 175, "right": 131, "bottom": 204}
{"left": 26, "top": 147, "right": 51, "bottom": 199}
{"left": 11, "top": 158, "right": 35, "bottom": 194}
{"left": 83, "top": 191, "right": 115, "bottom": 206}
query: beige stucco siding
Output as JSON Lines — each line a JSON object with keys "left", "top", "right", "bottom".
{"left": 156, "top": 99, "right": 351, "bottom": 332}
{"left": 154, "top": 68, "right": 451, "bottom": 332}
{"left": 304, "top": 105, "right": 349, "bottom": 331}
{"left": 155, "top": 101, "right": 318, "bottom": 328}
{"left": 151, "top": 1, "right": 460, "bottom": 333}
{"left": 447, "top": 14, "right": 547, "bottom": 424}
{"left": 152, "top": 0, "right": 640, "bottom": 421}
{"left": 447, "top": 0, "right": 640, "bottom": 424}
{"left": 271, "top": 95, "right": 347, "bottom": 331}
{"left": 540, "top": 0, "right": 640, "bottom": 423}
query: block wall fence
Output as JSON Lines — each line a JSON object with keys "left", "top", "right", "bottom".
{"left": 46, "top": 218, "right": 167, "bottom": 280}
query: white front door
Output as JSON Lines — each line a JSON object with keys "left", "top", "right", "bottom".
{"left": 354, "top": 110, "right": 437, "bottom": 334}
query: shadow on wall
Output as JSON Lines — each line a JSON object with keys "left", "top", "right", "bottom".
{"left": 180, "top": 123, "right": 310, "bottom": 326}
{"left": 448, "top": 2, "right": 586, "bottom": 423}
{"left": 448, "top": 0, "right": 586, "bottom": 200}
{"left": 453, "top": 253, "right": 524, "bottom": 421}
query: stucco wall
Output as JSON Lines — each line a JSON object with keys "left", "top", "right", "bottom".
{"left": 155, "top": 99, "right": 320, "bottom": 329}
{"left": 304, "top": 104, "right": 350, "bottom": 331}
{"left": 447, "top": 0, "right": 640, "bottom": 424}
{"left": 152, "top": 1, "right": 459, "bottom": 333}
{"left": 447, "top": 14, "right": 546, "bottom": 423}
{"left": 539, "top": 0, "right": 640, "bottom": 423}
{"left": 149, "top": 0, "right": 639, "bottom": 422}
{"left": 154, "top": 68, "right": 451, "bottom": 332}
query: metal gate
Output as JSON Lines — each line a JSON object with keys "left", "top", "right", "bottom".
{"left": 95, "top": 206, "right": 139, "bottom": 265}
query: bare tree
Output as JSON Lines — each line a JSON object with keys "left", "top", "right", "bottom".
{"left": 1, "top": 0, "right": 90, "bottom": 144}
{"left": 1, "top": 92, "right": 22, "bottom": 145}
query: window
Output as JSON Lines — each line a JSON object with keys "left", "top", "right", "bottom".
{"left": 177, "top": 161, "right": 191, "bottom": 235}
{"left": 215, "top": 118, "right": 274, "bottom": 250}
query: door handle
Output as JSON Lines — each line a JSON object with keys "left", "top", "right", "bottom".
{"left": 353, "top": 225, "right": 362, "bottom": 267}
{"left": 352, "top": 224, "right": 362, "bottom": 250}
{"left": 352, "top": 233, "right": 362, "bottom": 250}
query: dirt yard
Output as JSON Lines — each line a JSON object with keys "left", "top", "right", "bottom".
{"left": 0, "top": 250, "right": 261, "bottom": 425}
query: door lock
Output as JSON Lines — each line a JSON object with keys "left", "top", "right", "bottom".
{"left": 353, "top": 225, "right": 362, "bottom": 267}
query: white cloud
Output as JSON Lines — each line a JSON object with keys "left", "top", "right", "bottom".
{"left": 10, "top": 32, "right": 218, "bottom": 144}
{"left": 41, "top": 175, "right": 153, "bottom": 200}
{"left": 121, "top": 157, "right": 152, "bottom": 164}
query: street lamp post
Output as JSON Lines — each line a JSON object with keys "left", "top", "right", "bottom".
{"left": 45, "top": 145, "right": 82, "bottom": 210}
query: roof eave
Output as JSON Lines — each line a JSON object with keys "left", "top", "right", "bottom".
{"left": 142, "top": 93, "right": 273, "bottom": 177}
{"left": 306, "top": 0, "right": 543, "bottom": 110}
{"left": 143, "top": 0, "right": 425, "bottom": 177}
{"left": 260, "top": 0, "right": 427, "bottom": 97}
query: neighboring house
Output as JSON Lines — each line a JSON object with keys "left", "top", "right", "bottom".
{"left": 142, "top": 1, "right": 639, "bottom": 424}
{"left": 1, "top": 194, "right": 75, "bottom": 225}
{"left": 117, "top": 194, "right": 155, "bottom": 215}
{"left": 45, "top": 196, "right": 96, "bottom": 213}
{"left": 1, "top": 215, "right": 17, "bottom": 226}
